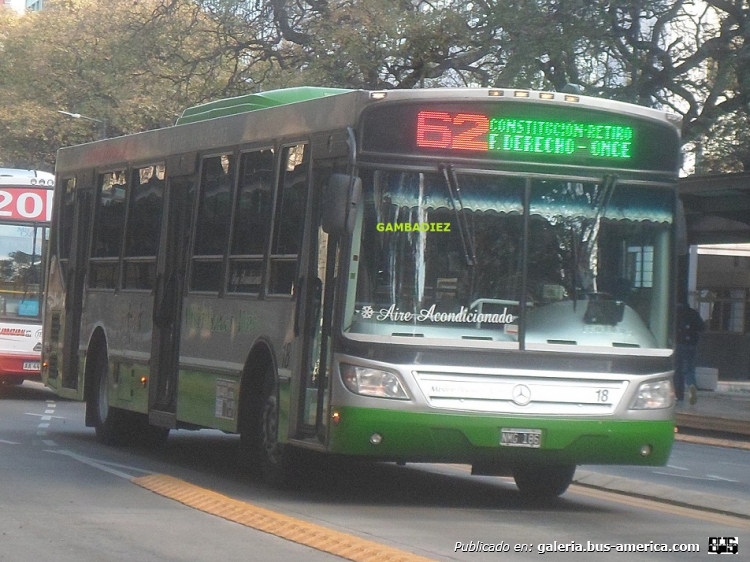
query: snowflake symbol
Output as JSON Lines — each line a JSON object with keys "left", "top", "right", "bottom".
{"left": 360, "top": 305, "right": 374, "bottom": 319}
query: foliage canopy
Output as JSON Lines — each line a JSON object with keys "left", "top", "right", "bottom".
{"left": 0, "top": 0, "right": 748, "bottom": 173}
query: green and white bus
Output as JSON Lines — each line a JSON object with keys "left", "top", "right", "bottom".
{"left": 43, "top": 87, "right": 682, "bottom": 497}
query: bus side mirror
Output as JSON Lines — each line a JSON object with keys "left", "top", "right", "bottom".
{"left": 322, "top": 174, "right": 361, "bottom": 235}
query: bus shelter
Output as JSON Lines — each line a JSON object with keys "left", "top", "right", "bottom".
{"left": 678, "top": 171, "right": 750, "bottom": 382}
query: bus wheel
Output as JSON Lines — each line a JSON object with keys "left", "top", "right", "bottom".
{"left": 90, "top": 351, "right": 126, "bottom": 446}
{"left": 512, "top": 463, "right": 576, "bottom": 499}
{"left": 257, "top": 379, "right": 287, "bottom": 484}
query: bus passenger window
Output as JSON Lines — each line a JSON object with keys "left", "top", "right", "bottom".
{"left": 90, "top": 171, "right": 127, "bottom": 289}
{"left": 122, "top": 164, "right": 164, "bottom": 290}
{"left": 269, "top": 144, "right": 308, "bottom": 295}
{"left": 191, "top": 154, "right": 234, "bottom": 292}
{"left": 58, "top": 177, "right": 76, "bottom": 276}
{"left": 228, "top": 149, "right": 274, "bottom": 293}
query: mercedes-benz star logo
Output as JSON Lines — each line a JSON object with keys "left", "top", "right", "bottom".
{"left": 511, "top": 384, "right": 531, "bottom": 406}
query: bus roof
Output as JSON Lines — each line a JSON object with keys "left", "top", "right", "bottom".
{"left": 55, "top": 87, "right": 681, "bottom": 175}
{"left": 176, "top": 87, "right": 353, "bottom": 125}
{"left": 0, "top": 168, "right": 55, "bottom": 187}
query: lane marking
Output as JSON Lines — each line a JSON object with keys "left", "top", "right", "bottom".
{"left": 718, "top": 460, "right": 750, "bottom": 468}
{"left": 47, "top": 449, "right": 152, "bottom": 480}
{"left": 133, "top": 474, "right": 436, "bottom": 562}
{"left": 94, "top": 459, "right": 153, "bottom": 474}
{"left": 652, "top": 471, "right": 738, "bottom": 483}
{"left": 705, "top": 474, "right": 739, "bottom": 483}
{"left": 24, "top": 413, "right": 66, "bottom": 420}
{"left": 34, "top": 401, "right": 61, "bottom": 440}
{"left": 0, "top": 439, "right": 20, "bottom": 445}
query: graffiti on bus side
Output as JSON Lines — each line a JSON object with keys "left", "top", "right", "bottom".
{"left": 184, "top": 304, "right": 258, "bottom": 339}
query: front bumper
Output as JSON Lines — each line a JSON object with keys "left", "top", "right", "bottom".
{"left": 328, "top": 406, "right": 674, "bottom": 466}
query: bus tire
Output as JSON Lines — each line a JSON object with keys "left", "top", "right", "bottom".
{"left": 90, "top": 350, "right": 126, "bottom": 446}
{"left": 512, "top": 463, "right": 576, "bottom": 499}
{"left": 257, "top": 376, "right": 288, "bottom": 484}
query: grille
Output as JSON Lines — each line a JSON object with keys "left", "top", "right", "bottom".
{"left": 414, "top": 371, "right": 628, "bottom": 415}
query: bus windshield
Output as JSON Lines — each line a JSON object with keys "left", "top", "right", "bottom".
{"left": 344, "top": 169, "right": 674, "bottom": 350}
{"left": 0, "top": 224, "right": 46, "bottom": 320}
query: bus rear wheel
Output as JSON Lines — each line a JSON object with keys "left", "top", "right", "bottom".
{"left": 90, "top": 351, "right": 127, "bottom": 446}
{"left": 512, "top": 463, "right": 576, "bottom": 499}
{"left": 256, "top": 379, "right": 291, "bottom": 484}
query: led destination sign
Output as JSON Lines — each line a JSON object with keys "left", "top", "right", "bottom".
{"left": 361, "top": 101, "right": 680, "bottom": 172}
{"left": 416, "top": 110, "right": 633, "bottom": 159}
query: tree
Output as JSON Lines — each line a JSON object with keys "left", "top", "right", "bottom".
{"left": 699, "top": 110, "right": 750, "bottom": 173}
{"left": 1, "top": 0, "right": 748, "bottom": 172}
{"left": 0, "top": 0, "right": 255, "bottom": 169}
{"left": 139, "top": 0, "right": 750, "bottom": 172}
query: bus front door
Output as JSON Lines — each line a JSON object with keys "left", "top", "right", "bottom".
{"left": 293, "top": 174, "right": 341, "bottom": 444}
{"left": 295, "top": 225, "right": 337, "bottom": 442}
{"left": 148, "top": 176, "right": 192, "bottom": 426}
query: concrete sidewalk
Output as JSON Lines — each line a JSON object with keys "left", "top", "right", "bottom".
{"left": 675, "top": 381, "right": 750, "bottom": 438}
{"left": 573, "top": 469, "right": 750, "bottom": 520}
{"left": 574, "top": 382, "right": 750, "bottom": 521}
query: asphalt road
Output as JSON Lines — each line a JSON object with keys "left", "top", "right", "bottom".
{"left": 1, "top": 382, "right": 746, "bottom": 561}
{"left": 583, "top": 440, "right": 750, "bottom": 500}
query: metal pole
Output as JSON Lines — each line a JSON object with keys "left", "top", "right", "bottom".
{"left": 57, "top": 110, "right": 107, "bottom": 139}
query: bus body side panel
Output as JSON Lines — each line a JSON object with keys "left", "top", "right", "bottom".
{"left": 0, "top": 323, "right": 43, "bottom": 383}
{"left": 81, "top": 291, "right": 154, "bottom": 414}
{"left": 174, "top": 296, "right": 295, "bottom": 433}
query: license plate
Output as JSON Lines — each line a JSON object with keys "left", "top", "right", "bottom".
{"left": 23, "top": 361, "right": 40, "bottom": 371}
{"left": 500, "top": 428, "right": 542, "bottom": 448}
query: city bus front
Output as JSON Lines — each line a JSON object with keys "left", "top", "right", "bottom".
{"left": 0, "top": 171, "right": 53, "bottom": 388}
{"left": 325, "top": 91, "right": 681, "bottom": 495}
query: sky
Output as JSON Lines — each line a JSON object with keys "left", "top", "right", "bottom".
{"left": 9, "top": 0, "right": 23, "bottom": 14}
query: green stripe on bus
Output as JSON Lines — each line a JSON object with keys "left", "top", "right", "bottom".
{"left": 328, "top": 406, "right": 674, "bottom": 465}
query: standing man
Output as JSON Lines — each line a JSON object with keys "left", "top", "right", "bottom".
{"left": 675, "top": 302, "right": 705, "bottom": 404}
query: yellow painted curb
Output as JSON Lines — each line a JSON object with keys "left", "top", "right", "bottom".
{"left": 133, "top": 474, "right": 435, "bottom": 562}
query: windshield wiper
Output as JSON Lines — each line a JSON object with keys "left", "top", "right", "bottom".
{"left": 571, "top": 174, "right": 618, "bottom": 310}
{"left": 588, "top": 174, "right": 618, "bottom": 295}
{"left": 594, "top": 174, "right": 617, "bottom": 221}
{"left": 439, "top": 164, "right": 476, "bottom": 267}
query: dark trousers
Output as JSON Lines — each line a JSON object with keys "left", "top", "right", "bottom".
{"left": 675, "top": 343, "right": 698, "bottom": 401}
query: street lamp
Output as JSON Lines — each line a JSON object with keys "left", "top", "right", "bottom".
{"left": 57, "top": 110, "right": 107, "bottom": 139}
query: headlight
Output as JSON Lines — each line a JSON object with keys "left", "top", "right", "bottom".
{"left": 629, "top": 378, "right": 674, "bottom": 410}
{"left": 340, "top": 363, "right": 409, "bottom": 400}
